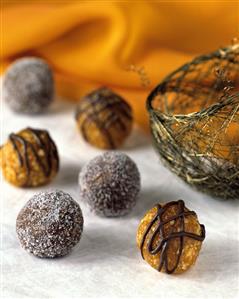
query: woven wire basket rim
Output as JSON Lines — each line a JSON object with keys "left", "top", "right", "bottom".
{"left": 146, "top": 45, "right": 239, "bottom": 121}
{"left": 146, "top": 44, "right": 239, "bottom": 199}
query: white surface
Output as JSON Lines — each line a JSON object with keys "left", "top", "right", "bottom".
{"left": 1, "top": 99, "right": 239, "bottom": 299}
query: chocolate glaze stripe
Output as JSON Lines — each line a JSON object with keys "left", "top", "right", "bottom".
{"left": 79, "top": 94, "right": 132, "bottom": 148}
{"left": 104, "top": 113, "right": 126, "bottom": 131}
{"left": 9, "top": 134, "right": 31, "bottom": 186}
{"left": 76, "top": 92, "right": 132, "bottom": 143}
{"left": 76, "top": 96, "right": 133, "bottom": 122}
{"left": 9, "top": 128, "right": 58, "bottom": 185}
{"left": 27, "top": 127, "right": 56, "bottom": 176}
{"left": 9, "top": 134, "right": 28, "bottom": 170}
{"left": 47, "top": 132, "right": 60, "bottom": 172}
{"left": 102, "top": 105, "right": 127, "bottom": 131}
{"left": 76, "top": 87, "right": 132, "bottom": 113}
{"left": 140, "top": 200, "right": 205, "bottom": 274}
{"left": 27, "top": 128, "right": 51, "bottom": 176}
{"left": 151, "top": 210, "right": 197, "bottom": 228}
{"left": 75, "top": 92, "right": 133, "bottom": 121}
{"left": 80, "top": 103, "right": 116, "bottom": 149}
{"left": 81, "top": 99, "right": 128, "bottom": 132}
{"left": 27, "top": 128, "right": 59, "bottom": 175}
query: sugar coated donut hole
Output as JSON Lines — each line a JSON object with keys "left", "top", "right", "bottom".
{"left": 79, "top": 151, "right": 141, "bottom": 217}
{"left": 16, "top": 190, "right": 84, "bottom": 258}
{"left": 3, "top": 57, "right": 54, "bottom": 114}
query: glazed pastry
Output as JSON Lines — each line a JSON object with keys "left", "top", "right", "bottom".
{"left": 137, "top": 200, "right": 205, "bottom": 274}
{"left": 75, "top": 87, "right": 133, "bottom": 149}
{"left": 0, "top": 127, "right": 59, "bottom": 187}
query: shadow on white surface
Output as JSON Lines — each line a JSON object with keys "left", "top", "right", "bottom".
{"left": 180, "top": 237, "right": 239, "bottom": 283}
{"left": 52, "top": 161, "right": 81, "bottom": 189}
{"left": 44, "top": 98, "right": 75, "bottom": 116}
{"left": 130, "top": 186, "right": 177, "bottom": 220}
{"left": 59, "top": 221, "right": 138, "bottom": 268}
{"left": 121, "top": 126, "right": 151, "bottom": 151}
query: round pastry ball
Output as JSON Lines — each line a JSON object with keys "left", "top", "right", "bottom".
{"left": 79, "top": 152, "right": 141, "bottom": 217}
{"left": 3, "top": 57, "right": 54, "bottom": 114}
{"left": 0, "top": 127, "right": 59, "bottom": 187}
{"left": 16, "top": 190, "right": 84, "bottom": 258}
{"left": 75, "top": 87, "right": 133, "bottom": 149}
{"left": 137, "top": 200, "right": 205, "bottom": 274}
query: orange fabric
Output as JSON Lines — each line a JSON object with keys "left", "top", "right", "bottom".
{"left": 1, "top": 1, "right": 238, "bottom": 129}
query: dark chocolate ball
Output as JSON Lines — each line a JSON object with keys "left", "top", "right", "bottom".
{"left": 79, "top": 152, "right": 141, "bottom": 217}
{"left": 3, "top": 57, "right": 54, "bottom": 114}
{"left": 16, "top": 190, "right": 84, "bottom": 258}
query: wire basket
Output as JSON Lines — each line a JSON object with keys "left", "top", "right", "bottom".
{"left": 147, "top": 45, "right": 239, "bottom": 199}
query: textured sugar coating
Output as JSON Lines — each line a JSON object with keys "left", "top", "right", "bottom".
{"left": 16, "top": 190, "right": 84, "bottom": 258}
{"left": 0, "top": 127, "right": 59, "bottom": 187}
{"left": 136, "top": 200, "right": 205, "bottom": 274}
{"left": 75, "top": 87, "right": 133, "bottom": 149}
{"left": 3, "top": 57, "right": 54, "bottom": 114}
{"left": 79, "top": 152, "right": 141, "bottom": 217}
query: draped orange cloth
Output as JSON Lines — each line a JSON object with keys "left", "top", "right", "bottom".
{"left": 1, "top": 1, "right": 238, "bottom": 129}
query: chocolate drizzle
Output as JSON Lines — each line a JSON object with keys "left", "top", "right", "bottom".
{"left": 9, "top": 127, "right": 59, "bottom": 186}
{"left": 140, "top": 200, "right": 205, "bottom": 274}
{"left": 75, "top": 88, "right": 132, "bottom": 148}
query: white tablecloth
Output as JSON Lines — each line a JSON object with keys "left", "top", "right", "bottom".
{"left": 1, "top": 98, "right": 239, "bottom": 299}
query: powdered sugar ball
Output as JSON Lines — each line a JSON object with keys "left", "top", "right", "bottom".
{"left": 16, "top": 190, "right": 83, "bottom": 258}
{"left": 3, "top": 57, "right": 54, "bottom": 114}
{"left": 79, "top": 152, "right": 141, "bottom": 217}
